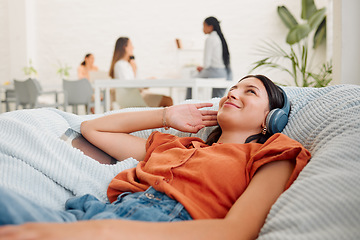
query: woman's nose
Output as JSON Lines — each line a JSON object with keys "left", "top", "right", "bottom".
{"left": 228, "top": 90, "right": 238, "bottom": 100}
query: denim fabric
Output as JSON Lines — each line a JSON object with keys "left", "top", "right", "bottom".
{"left": 66, "top": 187, "right": 192, "bottom": 222}
{"left": 0, "top": 186, "right": 192, "bottom": 225}
{"left": 0, "top": 186, "right": 77, "bottom": 225}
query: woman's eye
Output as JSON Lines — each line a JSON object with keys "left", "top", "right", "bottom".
{"left": 247, "top": 89, "right": 256, "bottom": 94}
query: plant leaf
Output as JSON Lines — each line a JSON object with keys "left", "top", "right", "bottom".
{"left": 301, "top": 0, "right": 317, "bottom": 20}
{"left": 313, "top": 17, "right": 326, "bottom": 48}
{"left": 308, "top": 8, "right": 326, "bottom": 30}
{"left": 249, "top": 41, "right": 296, "bottom": 79}
{"left": 277, "top": 6, "right": 298, "bottom": 29}
{"left": 286, "top": 24, "right": 311, "bottom": 44}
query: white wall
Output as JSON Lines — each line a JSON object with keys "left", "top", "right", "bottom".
{"left": 0, "top": 0, "right": 330, "bottom": 91}
{"left": 332, "top": 0, "right": 360, "bottom": 85}
{"left": 0, "top": 0, "right": 10, "bottom": 81}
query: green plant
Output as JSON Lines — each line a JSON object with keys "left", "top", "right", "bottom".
{"left": 308, "top": 60, "right": 332, "bottom": 87}
{"left": 56, "top": 60, "right": 71, "bottom": 79}
{"left": 23, "top": 59, "right": 38, "bottom": 78}
{"left": 250, "top": 0, "right": 332, "bottom": 87}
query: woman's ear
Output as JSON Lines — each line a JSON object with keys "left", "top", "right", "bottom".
{"left": 262, "top": 110, "right": 270, "bottom": 129}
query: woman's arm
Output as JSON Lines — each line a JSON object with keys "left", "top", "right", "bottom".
{"left": 0, "top": 159, "right": 294, "bottom": 240}
{"left": 77, "top": 65, "right": 86, "bottom": 79}
{"left": 129, "top": 58, "right": 137, "bottom": 76}
{"left": 202, "top": 36, "right": 212, "bottom": 69}
{"left": 81, "top": 103, "right": 218, "bottom": 161}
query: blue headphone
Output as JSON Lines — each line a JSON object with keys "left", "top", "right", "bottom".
{"left": 265, "top": 86, "right": 290, "bottom": 134}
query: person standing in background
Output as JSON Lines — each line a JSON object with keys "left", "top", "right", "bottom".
{"left": 77, "top": 53, "right": 99, "bottom": 81}
{"left": 187, "top": 16, "right": 232, "bottom": 99}
{"left": 109, "top": 37, "right": 173, "bottom": 108}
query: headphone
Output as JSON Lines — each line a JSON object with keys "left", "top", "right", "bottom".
{"left": 265, "top": 86, "right": 290, "bottom": 134}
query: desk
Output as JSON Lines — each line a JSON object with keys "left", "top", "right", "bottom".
{"left": 93, "top": 78, "right": 232, "bottom": 114}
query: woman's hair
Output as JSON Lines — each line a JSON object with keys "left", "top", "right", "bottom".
{"left": 204, "top": 16, "right": 230, "bottom": 70}
{"left": 205, "top": 74, "right": 285, "bottom": 145}
{"left": 81, "top": 53, "right": 92, "bottom": 66}
{"left": 109, "top": 37, "right": 129, "bottom": 78}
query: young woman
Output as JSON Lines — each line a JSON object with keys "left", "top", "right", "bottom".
{"left": 0, "top": 75, "right": 310, "bottom": 240}
{"left": 187, "top": 16, "right": 232, "bottom": 99}
{"left": 109, "top": 37, "right": 173, "bottom": 108}
{"left": 77, "top": 53, "right": 99, "bottom": 81}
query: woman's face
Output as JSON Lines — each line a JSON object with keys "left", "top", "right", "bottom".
{"left": 217, "top": 77, "right": 270, "bottom": 133}
{"left": 85, "top": 54, "right": 94, "bottom": 65}
{"left": 125, "top": 40, "right": 134, "bottom": 57}
{"left": 203, "top": 22, "right": 213, "bottom": 34}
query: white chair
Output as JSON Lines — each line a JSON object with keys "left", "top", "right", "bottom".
{"left": 1, "top": 88, "right": 16, "bottom": 112}
{"left": 63, "top": 78, "right": 105, "bottom": 114}
{"left": 115, "top": 88, "right": 148, "bottom": 108}
{"left": 89, "top": 70, "right": 111, "bottom": 83}
{"left": 14, "top": 78, "right": 64, "bottom": 110}
{"left": 90, "top": 70, "right": 149, "bottom": 109}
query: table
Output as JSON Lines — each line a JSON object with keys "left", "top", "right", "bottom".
{"left": 93, "top": 78, "right": 233, "bottom": 114}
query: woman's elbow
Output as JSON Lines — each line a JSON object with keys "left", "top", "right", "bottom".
{"left": 80, "top": 120, "right": 92, "bottom": 135}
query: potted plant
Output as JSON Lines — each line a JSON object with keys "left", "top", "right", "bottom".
{"left": 250, "top": 0, "right": 332, "bottom": 87}
{"left": 23, "top": 59, "right": 38, "bottom": 79}
{"left": 56, "top": 60, "right": 71, "bottom": 80}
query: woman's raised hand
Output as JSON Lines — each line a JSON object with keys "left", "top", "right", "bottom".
{"left": 165, "top": 103, "right": 218, "bottom": 133}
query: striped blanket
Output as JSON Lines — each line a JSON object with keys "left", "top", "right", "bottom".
{"left": 0, "top": 108, "right": 138, "bottom": 210}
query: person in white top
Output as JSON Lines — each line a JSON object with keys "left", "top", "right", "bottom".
{"left": 114, "top": 59, "right": 135, "bottom": 80}
{"left": 202, "top": 31, "right": 225, "bottom": 70}
{"left": 109, "top": 37, "right": 173, "bottom": 108}
{"left": 187, "top": 16, "right": 232, "bottom": 99}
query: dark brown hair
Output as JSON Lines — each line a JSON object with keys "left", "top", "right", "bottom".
{"left": 205, "top": 74, "right": 284, "bottom": 145}
{"left": 109, "top": 37, "right": 129, "bottom": 78}
{"left": 81, "top": 53, "right": 92, "bottom": 66}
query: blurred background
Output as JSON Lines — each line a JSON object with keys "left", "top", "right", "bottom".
{"left": 0, "top": 0, "right": 359, "bottom": 95}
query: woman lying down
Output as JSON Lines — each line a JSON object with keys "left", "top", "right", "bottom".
{"left": 0, "top": 75, "right": 310, "bottom": 240}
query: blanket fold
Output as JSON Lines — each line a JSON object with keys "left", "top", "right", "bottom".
{"left": 0, "top": 108, "right": 138, "bottom": 210}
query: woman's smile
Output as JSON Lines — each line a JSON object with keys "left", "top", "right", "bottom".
{"left": 223, "top": 101, "right": 241, "bottom": 108}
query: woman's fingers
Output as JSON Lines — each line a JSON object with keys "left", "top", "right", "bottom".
{"left": 203, "top": 120, "right": 218, "bottom": 126}
{"left": 169, "top": 103, "right": 218, "bottom": 133}
{"left": 194, "top": 103, "right": 214, "bottom": 109}
{"left": 200, "top": 110, "right": 218, "bottom": 115}
{"left": 196, "top": 105, "right": 218, "bottom": 127}
{"left": 201, "top": 112, "right": 218, "bottom": 123}
{"left": 201, "top": 113, "right": 217, "bottom": 119}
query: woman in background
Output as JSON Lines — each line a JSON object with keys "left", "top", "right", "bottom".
{"left": 77, "top": 53, "right": 99, "bottom": 81}
{"left": 109, "top": 37, "right": 173, "bottom": 108}
{"left": 187, "top": 16, "right": 232, "bottom": 99}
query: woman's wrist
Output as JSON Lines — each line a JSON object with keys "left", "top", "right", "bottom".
{"left": 162, "top": 107, "right": 170, "bottom": 130}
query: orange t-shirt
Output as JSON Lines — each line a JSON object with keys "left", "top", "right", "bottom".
{"left": 107, "top": 131, "right": 311, "bottom": 219}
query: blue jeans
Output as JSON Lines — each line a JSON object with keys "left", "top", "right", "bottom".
{"left": 0, "top": 187, "right": 192, "bottom": 225}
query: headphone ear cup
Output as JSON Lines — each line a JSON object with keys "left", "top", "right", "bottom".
{"left": 266, "top": 109, "right": 289, "bottom": 134}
